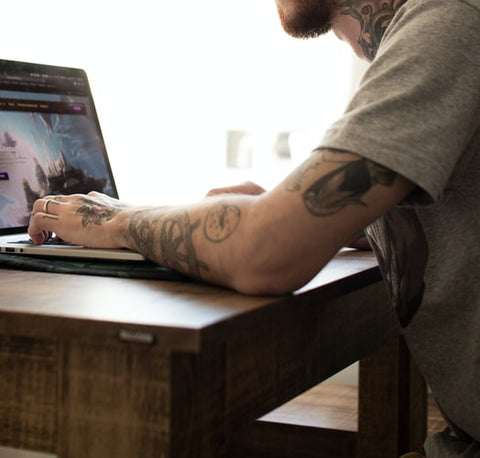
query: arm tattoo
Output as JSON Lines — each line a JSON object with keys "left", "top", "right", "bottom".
{"left": 203, "top": 203, "right": 241, "bottom": 243}
{"left": 285, "top": 157, "right": 323, "bottom": 192}
{"left": 338, "top": 0, "right": 407, "bottom": 60}
{"left": 286, "top": 150, "right": 396, "bottom": 217}
{"left": 127, "top": 211, "right": 157, "bottom": 254}
{"left": 76, "top": 198, "right": 116, "bottom": 227}
{"left": 128, "top": 210, "right": 209, "bottom": 278}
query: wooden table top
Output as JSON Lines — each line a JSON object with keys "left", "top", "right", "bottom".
{"left": 0, "top": 249, "right": 381, "bottom": 352}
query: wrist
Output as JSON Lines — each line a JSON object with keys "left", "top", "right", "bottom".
{"left": 112, "top": 208, "right": 134, "bottom": 249}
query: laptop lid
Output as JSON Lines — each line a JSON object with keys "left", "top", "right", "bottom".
{"left": 0, "top": 59, "right": 117, "bottom": 236}
{"left": 0, "top": 59, "right": 145, "bottom": 261}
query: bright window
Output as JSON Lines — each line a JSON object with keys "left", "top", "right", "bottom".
{"left": 1, "top": 0, "right": 359, "bottom": 204}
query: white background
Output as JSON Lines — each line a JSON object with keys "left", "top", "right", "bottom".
{"left": 0, "top": 0, "right": 359, "bottom": 204}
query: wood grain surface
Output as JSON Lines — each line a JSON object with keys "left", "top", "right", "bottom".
{"left": 0, "top": 251, "right": 419, "bottom": 457}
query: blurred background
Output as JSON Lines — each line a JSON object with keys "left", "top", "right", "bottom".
{"left": 0, "top": 0, "right": 366, "bottom": 205}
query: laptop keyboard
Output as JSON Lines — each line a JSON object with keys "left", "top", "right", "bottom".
{"left": 11, "top": 237, "right": 74, "bottom": 246}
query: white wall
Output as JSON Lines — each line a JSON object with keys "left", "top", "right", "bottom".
{"left": 1, "top": 0, "right": 355, "bottom": 204}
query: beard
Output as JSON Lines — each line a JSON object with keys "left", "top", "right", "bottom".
{"left": 275, "top": 0, "right": 336, "bottom": 39}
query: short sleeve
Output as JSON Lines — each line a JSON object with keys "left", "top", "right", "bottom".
{"left": 321, "top": 0, "right": 480, "bottom": 204}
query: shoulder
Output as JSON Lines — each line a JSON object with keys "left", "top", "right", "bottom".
{"left": 322, "top": 0, "right": 480, "bottom": 204}
{"left": 384, "top": 0, "right": 480, "bottom": 50}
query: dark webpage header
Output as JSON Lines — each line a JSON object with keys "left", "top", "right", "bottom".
{"left": 0, "top": 98, "right": 86, "bottom": 115}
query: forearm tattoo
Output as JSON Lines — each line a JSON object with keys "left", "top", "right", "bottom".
{"left": 286, "top": 150, "right": 396, "bottom": 217}
{"left": 76, "top": 198, "right": 116, "bottom": 227}
{"left": 128, "top": 209, "right": 209, "bottom": 278}
{"left": 338, "top": 0, "right": 407, "bottom": 60}
{"left": 126, "top": 202, "right": 242, "bottom": 278}
{"left": 203, "top": 203, "right": 241, "bottom": 243}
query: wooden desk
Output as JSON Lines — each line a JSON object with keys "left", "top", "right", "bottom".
{"left": 0, "top": 250, "right": 415, "bottom": 457}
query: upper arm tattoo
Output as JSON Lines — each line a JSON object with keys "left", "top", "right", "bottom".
{"left": 286, "top": 149, "right": 396, "bottom": 217}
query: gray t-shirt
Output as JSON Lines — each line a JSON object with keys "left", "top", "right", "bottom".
{"left": 322, "top": 0, "right": 480, "bottom": 454}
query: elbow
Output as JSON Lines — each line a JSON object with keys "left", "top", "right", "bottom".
{"left": 230, "top": 275, "right": 293, "bottom": 296}
{"left": 228, "top": 257, "right": 323, "bottom": 296}
{"left": 224, "top": 236, "right": 331, "bottom": 296}
{"left": 230, "top": 277, "right": 294, "bottom": 297}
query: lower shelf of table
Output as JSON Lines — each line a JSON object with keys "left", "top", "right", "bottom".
{"left": 227, "top": 382, "right": 447, "bottom": 458}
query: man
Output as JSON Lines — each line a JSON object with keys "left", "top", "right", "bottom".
{"left": 28, "top": 0, "right": 480, "bottom": 456}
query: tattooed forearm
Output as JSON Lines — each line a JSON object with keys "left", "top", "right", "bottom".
{"left": 76, "top": 198, "right": 116, "bottom": 227}
{"left": 204, "top": 203, "right": 241, "bottom": 243}
{"left": 286, "top": 150, "right": 396, "bottom": 217}
{"left": 127, "top": 211, "right": 158, "bottom": 254}
{"left": 160, "top": 213, "right": 209, "bottom": 276}
{"left": 128, "top": 209, "right": 209, "bottom": 278}
{"left": 338, "top": 0, "right": 407, "bottom": 60}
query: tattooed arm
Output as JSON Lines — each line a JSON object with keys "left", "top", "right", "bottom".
{"left": 28, "top": 149, "right": 414, "bottom": 294}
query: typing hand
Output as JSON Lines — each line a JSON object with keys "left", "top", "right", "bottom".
{"left": 28, "top": 191, "right": 130, "bottom": 248}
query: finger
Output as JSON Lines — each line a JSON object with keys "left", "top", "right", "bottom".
{"left": 33, "top": 230, "right": 54, "bottom": 244}
{"left": 206, "top": 184, "right": 244, "bottom": 196}
{"left": 206, "top": 183, "right": 266, "bottom": 196}
{"left": 206, "top": 187, "right": 226, "bottom": 196}
{"left": 28, "top": 213, "right": 59, "bottom": 244}
{"left": 32, "top": 199, "right": 46, "bottom": 214}
{"left": 41, "top": 194, "right": 64, "bottom": 203}
{"left": 33, "top": 197, "right": 62, "bottom": 215}
{"left": 44, "top": 199, "right": 61, "bottom": 215}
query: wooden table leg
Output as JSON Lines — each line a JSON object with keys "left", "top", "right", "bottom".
{"left": 357, "top": 335, "right": 427, "bottom": 457}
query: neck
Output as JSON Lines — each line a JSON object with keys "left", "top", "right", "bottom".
{"left": 335, "top": 0, "right": 407, "bottom": 60}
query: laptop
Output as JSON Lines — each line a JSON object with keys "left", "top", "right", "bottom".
{"left": 0, "top": 59, "right": 144, "bottom": 261}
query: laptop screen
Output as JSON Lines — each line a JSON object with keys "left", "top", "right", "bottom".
{"left": 0, "top": 59, "right": 117, "bottom": 234}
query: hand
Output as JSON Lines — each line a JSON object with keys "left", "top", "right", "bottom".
{"left": 346, "top": 233, "right": 371, "bottom": 250}
{"left": 28, "top": 191, "right": 129, "bottom": 248}
{"left": 206, "top": 180, "right": 266, "bottom": 197}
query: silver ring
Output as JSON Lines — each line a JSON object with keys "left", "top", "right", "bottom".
{"left": 43, "top": 199, "right": 53, "bottom": 214}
